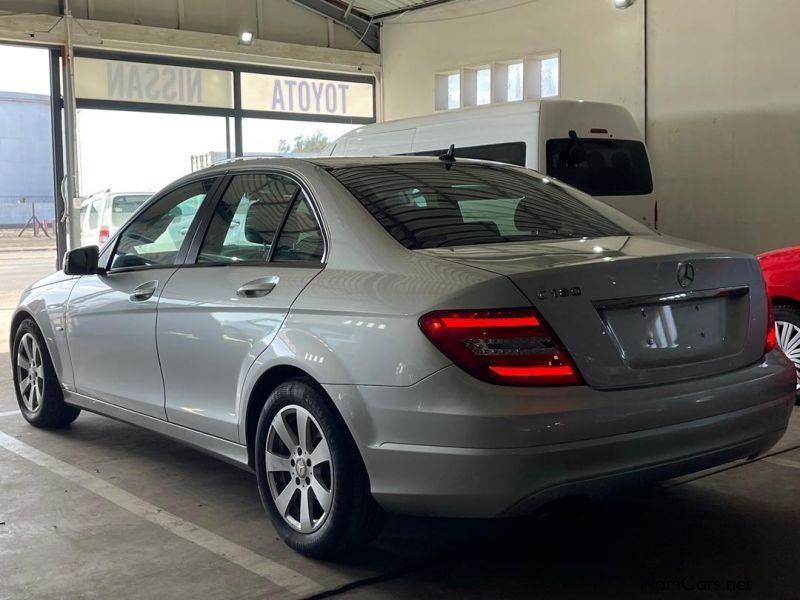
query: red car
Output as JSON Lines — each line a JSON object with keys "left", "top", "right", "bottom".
{"left": 759, "top": 246, "right": 800, "bottom": 398}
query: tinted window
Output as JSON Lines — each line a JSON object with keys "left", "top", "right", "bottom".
{"left": 111, "top": 195, "right": 149, "bottom": 227}
{"left": 111, "top": 180, "right": 212, "bottom": 269}
{"left": 330, "top": 163, "right": 628, "bottom": 249}
{"left": 272, "top": 197, "right": 324, "bottom": 262}
{"left": 410, "top": 142, "right": 526, "bottom": 167}
{"left": 197, "top": 174, "right": 299, "bottom": 264}
{"left": 546, "top": 138, "right": 653, "bottom": 196}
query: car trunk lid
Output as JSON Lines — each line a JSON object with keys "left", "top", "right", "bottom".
{"left": 420, "top": 235, "right": 768, "bottom": 389}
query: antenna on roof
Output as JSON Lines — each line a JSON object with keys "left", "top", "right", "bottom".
{"left": 438, "top": 144, "right": 456, "bottom": 170}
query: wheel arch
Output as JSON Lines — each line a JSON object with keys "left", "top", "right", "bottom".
{"left": 244, "top": 365, "right": 338, "bottom": 468}
{"left": 772, "top": 296, "right": 800, "bottom": 310}
{"left": 9, "top": 309, "right": 36, "bottom": 353}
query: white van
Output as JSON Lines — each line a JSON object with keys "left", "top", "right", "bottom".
{"left": 327, "top": 99, "right": 655, "bottom": 227}
{"left": 79, "top": 190, "right": 152, "bottom": 247}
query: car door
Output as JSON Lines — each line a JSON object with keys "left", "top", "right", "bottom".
{"left": 156, "top": 172, "right": 325, "bottom": 440}
{"left": 66, "top": 178, "right": 218, "bottom": 418}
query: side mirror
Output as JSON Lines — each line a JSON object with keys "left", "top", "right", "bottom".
{"left": 63, "top": 245, "right": 100, "bottom": 275}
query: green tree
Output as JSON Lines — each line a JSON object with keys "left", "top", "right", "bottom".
{"left": 277, "top": 130, "right": 331, "bottom": 154}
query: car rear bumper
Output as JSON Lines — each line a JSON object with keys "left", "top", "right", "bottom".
{"left": 325, "top": 350, "right": 795, "bottom": 518}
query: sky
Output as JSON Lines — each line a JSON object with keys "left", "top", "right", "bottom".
{"left": 0, "top": 44, "right": 357, "bottom": 195}
{"left": 0, "top": 44, "right": 50, "bottom": 95}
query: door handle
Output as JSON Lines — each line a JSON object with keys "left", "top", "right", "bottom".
{"left": 237, "top": 276, "right": 279, "bottom": 298}
{"left": 129, "top": 280, "right": 158, "bottom": 302}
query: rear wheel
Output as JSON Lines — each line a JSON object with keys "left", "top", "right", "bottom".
{"left": 254, "top": 378, "right": 385, "bottom": 558}
{"left": 12, "top": 319, "right": 80, "bottom": 427}
{"left": 774, "top": 304, "right": 800, "bottom": 402}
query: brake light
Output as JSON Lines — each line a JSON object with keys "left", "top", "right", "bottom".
{"left": 419, "top": 308, "right": 582, "bottom": 386}
{"left": 99, "top": 226, "right": 110, "bottom": 245}
{"left": 765, "top": 294, "right": 777, "bottom": 353}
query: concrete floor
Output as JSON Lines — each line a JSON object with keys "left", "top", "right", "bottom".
{"left": 1, "top": 250, "right": 800, "bottom": 599}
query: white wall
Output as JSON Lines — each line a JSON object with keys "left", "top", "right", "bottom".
{"left": 382, "top": 0, "right": 644, "bottom": 128}
{"left": 381, "top": 0, "right": 800, "bottom": 254}
{"left": 648, "top": 0, "right": 800, "bottom": 254}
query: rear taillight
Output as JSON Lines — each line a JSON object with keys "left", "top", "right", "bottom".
{"left": 419, "top": 308, "right": 582, "bottom": 386}
{"left": 765, "top": 294, "right": 777, "bottom": 353}
{"left": 99, "top": 226, "right": 110, "bottom": 245}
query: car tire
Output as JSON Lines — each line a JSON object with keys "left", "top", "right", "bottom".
{"left": 774, "top": 304, "right": 800, "bottom": 403}
{"left": 255, "top": 378, "right": 385, "bottom": 558}
{"left": 12, "top": 318, "right": 81, "bottom": 428}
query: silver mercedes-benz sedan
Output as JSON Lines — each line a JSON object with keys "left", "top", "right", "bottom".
{"left": 10, "top": 156, "right": 795, "bottom": 557}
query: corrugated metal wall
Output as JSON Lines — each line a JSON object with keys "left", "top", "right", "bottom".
{"left": 0, "top": 92, "right": 55, "bottom": 225}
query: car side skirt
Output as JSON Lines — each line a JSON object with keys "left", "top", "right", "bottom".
{"left": 63, "top": 390, "right": 252, "bottom": 471}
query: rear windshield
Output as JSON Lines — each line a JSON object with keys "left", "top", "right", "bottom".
{"left": 330, "top": 163, "right": 629, "bottom": 249}
{"left": 111, "top": 195, "right": 149, "bottom": 226}
{"left": 545, "top": 138, "right": 653, "bottom": 196}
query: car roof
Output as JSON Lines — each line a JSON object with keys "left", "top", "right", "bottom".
{"left": 190, "top": 154, "right": 512, "bottom": 176}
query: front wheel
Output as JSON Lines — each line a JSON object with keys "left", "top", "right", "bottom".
{"left": 774, "top": 304, "right": 800, "bottom": 402}
{"left": 254, "top": 378, "right": 385, "bottom": 558}
{"left": 12, "top": 318, "right": 81, "bottom": 427}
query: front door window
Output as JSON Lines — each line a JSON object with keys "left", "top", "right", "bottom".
{"left": 111, "top": 180, "right": 213, "bottom": 269}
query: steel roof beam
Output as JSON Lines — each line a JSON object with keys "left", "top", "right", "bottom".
{"left": 290, "top": 0, "right": 380, "bottom": 53}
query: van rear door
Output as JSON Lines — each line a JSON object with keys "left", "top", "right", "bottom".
{"left": 336, "top": 128, "right": 415, "bottom": 156}
{"left": 538, "top": 100, "right": 655, "bottom": 228}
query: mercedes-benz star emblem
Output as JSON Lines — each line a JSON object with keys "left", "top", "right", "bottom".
{"left": 677, "top": 262, "right": 695, "bottom": 288}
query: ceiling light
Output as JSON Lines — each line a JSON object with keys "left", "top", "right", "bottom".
{"left": 239, "top": 31, "right": 254, "bottom": 46}
{"left": 614, "top": 0, "right": 636, "bottom": 8}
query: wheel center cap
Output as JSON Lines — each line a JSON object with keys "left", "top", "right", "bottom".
{"left": 295, "top": 461, "right": 307, "bottom": 478}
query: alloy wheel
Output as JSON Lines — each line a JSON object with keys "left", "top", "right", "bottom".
{"left": 17, "top": 333, "right": 44, "bottom": 412}
{"left": 776, "top": 320, "right": 800, "bottom": 390}
{"left": 265, "top": 405, "right": 334, "bottom": 533}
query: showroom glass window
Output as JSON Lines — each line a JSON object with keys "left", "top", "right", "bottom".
{"left": 110, "top": 179, "right": 213, "bottom": 269}
{"left": 197, "top": 174, "right": 300, "bottom": 263}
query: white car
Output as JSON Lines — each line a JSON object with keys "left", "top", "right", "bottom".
{"left": 79, "top": 190, "right": 152, "bottom": 247}
{"left": 11, "top": 156, "right": 795, "bottom": 558}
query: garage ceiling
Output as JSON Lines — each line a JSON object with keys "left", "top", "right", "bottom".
{"left": 339, "top": 0, "right": 457, "bottom": 19}
{"left": 291, "top": 0, "right": 458, "bottom": 51}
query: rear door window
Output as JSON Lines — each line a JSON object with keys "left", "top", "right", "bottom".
{"left": 272, "top": 197, "right": 325, "bottom": 263}
{"left": 196, "top": 173, "right": 299, "bottom": 264}
{"left": 545, "top": 138, "right": 653, "bottom": 196}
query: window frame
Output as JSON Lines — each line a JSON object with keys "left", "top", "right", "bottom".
{"left": 182, "top": 168, "right": 329, "bottom": 269}
{"left": 99, "top": 175, "right": 224, "bottom": 274}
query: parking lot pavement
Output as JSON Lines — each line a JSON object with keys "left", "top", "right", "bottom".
{"left": 0, "top": 249, "right": 56, "bottom": 303}
{"left": 1, "top": 342, "right": 797, "bottom": 599}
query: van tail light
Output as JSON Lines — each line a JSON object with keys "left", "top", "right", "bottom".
{"left": 98, "top": 226, "right": 110, "bottom": 245}
{"left": 419, "top": 308, "right": 582, "bottom": 386}
{"left": 765, "top": 294, "right": 777, "bottom": 353}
